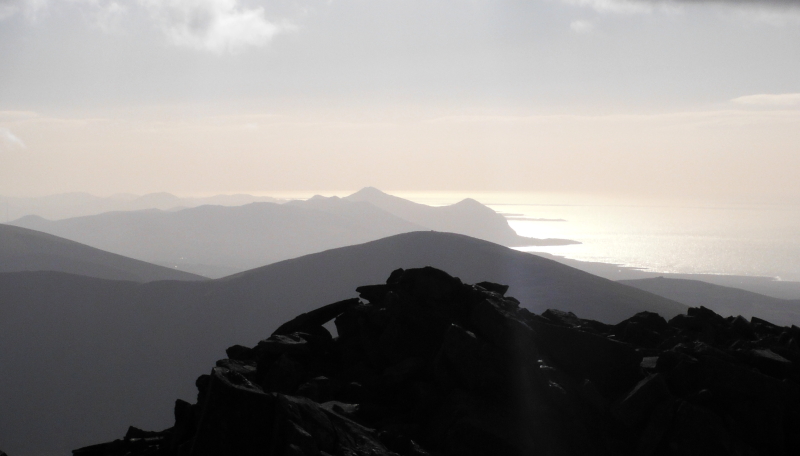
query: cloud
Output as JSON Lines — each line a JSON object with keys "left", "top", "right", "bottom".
{"left": 671, "top": 0, "right": 800, "bottom": 4}
{"left": 570, "top": 19, "right": 595, "bottom": 32}
{"left": 138, "top": 0, "right": 288, "bottom": 53}
{"left": 0, "top": 111, "right": 38, "bottom": 122}
{"left": 86, "top": 1, "right": 128, "bottom": 33}
{"left": 1, "top": 0, "right": 290, "bottom": 53}
{"left": 560, "top": 0, "right": 800, "bottom": 14}
{"left": 0, "top": 0, "right": 46, "bottom": 20}
{"left": 731, "top": 93, "right": 800, "bottom": 106}
{"left": 559, "top": 0, "right": 656, "bottom": 14}
{"left": 0, "top": 128, "right": 26, "bottom": 150}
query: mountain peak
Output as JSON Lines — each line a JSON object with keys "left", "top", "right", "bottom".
{"left": 71, "top": 265, "right": 796, "bottom": 456}
{"left": 349, "top": 187, "right": 389, "bottom": 197}
{"left": 308, "top": 194, "right": 340, "bottom": 201}
{"left": 453, "top": 197, "right": 483, "bottom": 207}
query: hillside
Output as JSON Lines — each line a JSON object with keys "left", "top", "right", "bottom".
{"left": 0, "top": 224, "right": 206, "bottom": 282}
{"left": 0, "top": 232, "right": 681, "bottom": 456}
{"left": 620, "top": 277, "right": 800, "bottom": 327}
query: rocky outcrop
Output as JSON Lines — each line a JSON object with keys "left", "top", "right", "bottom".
{"left": 74, "top": 267, "right": 800, "bottom": 456}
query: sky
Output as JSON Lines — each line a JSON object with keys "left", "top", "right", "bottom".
{"left": 1, "top": 0, "right": 799, "bottom": 201}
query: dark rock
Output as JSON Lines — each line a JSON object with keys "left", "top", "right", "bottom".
{"left": 616, "top": 311, "right": 670, "bottom": 334}
{"left": 273, "top": 298, "right": 360, "bottom": 336}
{"left": 296, "top": 376, "right": 334, "bottom": 403}
{"left": 744, "top": 348, "right": 793, "bottom": 377}
{"left": 256, "top": 330, "right": 333, "bottom": 358}
{"left": 435, "top": 324, "right": 499, "bottom": 392}
{"left": 635, "top": 398, "right": 677, "bottom": 456}
{"left": 356, "top": 284, "right": 391, "bottom": 303}
{"left": 526, "top": 315, "right": 642, "bottom": 394}
{"left": 661, "top": 401, "right": 736, "bottom": 455}
{"left": 475, "top": 281, "right": 509, "bottom": 296}
{"left": 188, "top": 367, "right": 275, "bottom": 456}
{"left": 612, "top": 374, "right": 670, "bottom": 427}
{"left": 75, "top": 267, "right": 800, "bottom": 456}
{"left": 225, "top": 344, "right": 255, "bottom": 361}
{"left": 541, "top": 308, "right": 584, "bottom": 328}
{"left": 731, "top": 315, "right": 754, "bottom": 337}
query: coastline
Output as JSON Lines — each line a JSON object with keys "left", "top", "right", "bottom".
{"left": 525, "top": 250, "right": 800, "bottom": 301}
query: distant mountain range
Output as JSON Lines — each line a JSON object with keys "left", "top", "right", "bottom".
{"left": 0, "top": 191, "right": 284, "bottom": 221}
{"left": 9, "top": 188, "right": 578, "bottom": 278}
{"left": 0, "top": 231, "right": 679, "bottom": 456}
{"left": 0, "top": 224, "right": 206, "bottom": 282}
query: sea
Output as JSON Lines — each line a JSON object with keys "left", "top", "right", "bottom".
{"left": 393, "top": 192, "right": 800, "bottom": 284}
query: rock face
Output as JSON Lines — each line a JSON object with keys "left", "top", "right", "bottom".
{"left": 74, "top": 267, "right": 800, "bottom": 456}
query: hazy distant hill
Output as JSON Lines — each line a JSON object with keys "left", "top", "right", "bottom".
{"left": 620, "top": 277, "right": 800, "bottom": 327}
{"left": 0, "top": 224, "right": 206, "bottom": 282}
{"left": 344, "top": 187, "right": 577, "bottom": 247}
{"left": 10, "top": 201, "right": 425, "bottom": 278}
{"left": 0, "top": 232, "right": 683, "bottom": 456}
{"left": 9, "top": 189, "right": 579, "bottom": 278}
{"left": 0, "top": 192, "right": 283, "bottom": 221}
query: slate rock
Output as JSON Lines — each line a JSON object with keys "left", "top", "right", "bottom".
{"left": 273, "top": 298, "right": 360, "bottom": 336}
{"left": 74, "top": 266, "right": 800, "bottom": 456}
{"left": 612, "top": 374, "right": 670, "bottom": 428}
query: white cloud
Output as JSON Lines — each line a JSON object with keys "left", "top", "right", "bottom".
{"left": 559, "top": 0, "right": 655, "bottom": 14}
{"left": 0, "top": 128, "right": 26, "bottom": 150}
{"left": 559, "top": 0, "right": 800, "bottom": 16}
{"left": 0, "top": 0, "right": 47, "bottom": 20}
{"left": 86, "top": 0, "right": 128, "bottom": 33}
{"left": 1, "top": 0, "right": 290, "bottom": 53}
{"left": 138, "top": 0, "right": 288, "bottom": 54}
{"left": 570, "top": 19, "right": 595, "bottom": 32}
{"left": 731, "top": 93, "right": 800, "bottom": 106}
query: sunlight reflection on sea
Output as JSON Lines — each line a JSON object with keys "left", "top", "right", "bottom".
{"left": 393, "top": 191, "right": 800, "bottom": 282}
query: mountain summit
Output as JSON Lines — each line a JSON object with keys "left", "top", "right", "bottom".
{"left": 344, "top": 187, "right": 576, "bottom": 247}
{"left": 0, "top": 231, "right": 676, "bottom": 455}
{"left": 74, "top": 267, "right": 800, "bottom": 456}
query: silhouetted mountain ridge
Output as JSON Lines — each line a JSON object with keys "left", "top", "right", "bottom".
{"left": 0, "top": 192, "right": 284, "bottom": 221}
{"left": 0, "top": 232, "right": 675, "bottom": 455}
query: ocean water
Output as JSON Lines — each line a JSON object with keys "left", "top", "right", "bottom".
{"left": 395, "top": 192, "right": 800, "bottom": 283}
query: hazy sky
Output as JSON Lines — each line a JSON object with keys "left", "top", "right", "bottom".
{"left": 1, "top": 0, "right": 799, "bottom": 201}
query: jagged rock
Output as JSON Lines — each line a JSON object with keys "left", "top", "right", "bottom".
{"left": 612, "top": 374, "right": 670, "bottom": 427}
{"left": 475, "top": 281, "right": 509, "bottom": 296}
{"left": 74, "top": 267, "right": 800, "bottom": 456}
{"left": 526, "top": 314, "right": 642, "bottom": 394}
{"left": 273, "top": 298, "right": 360, "bottom": 336}
{"left": 225, "top": 344, "right": 254, "bottom": 361}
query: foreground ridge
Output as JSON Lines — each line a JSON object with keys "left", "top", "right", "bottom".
{"left": 74, "top": 267, "right": 800, "bottom": 456}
